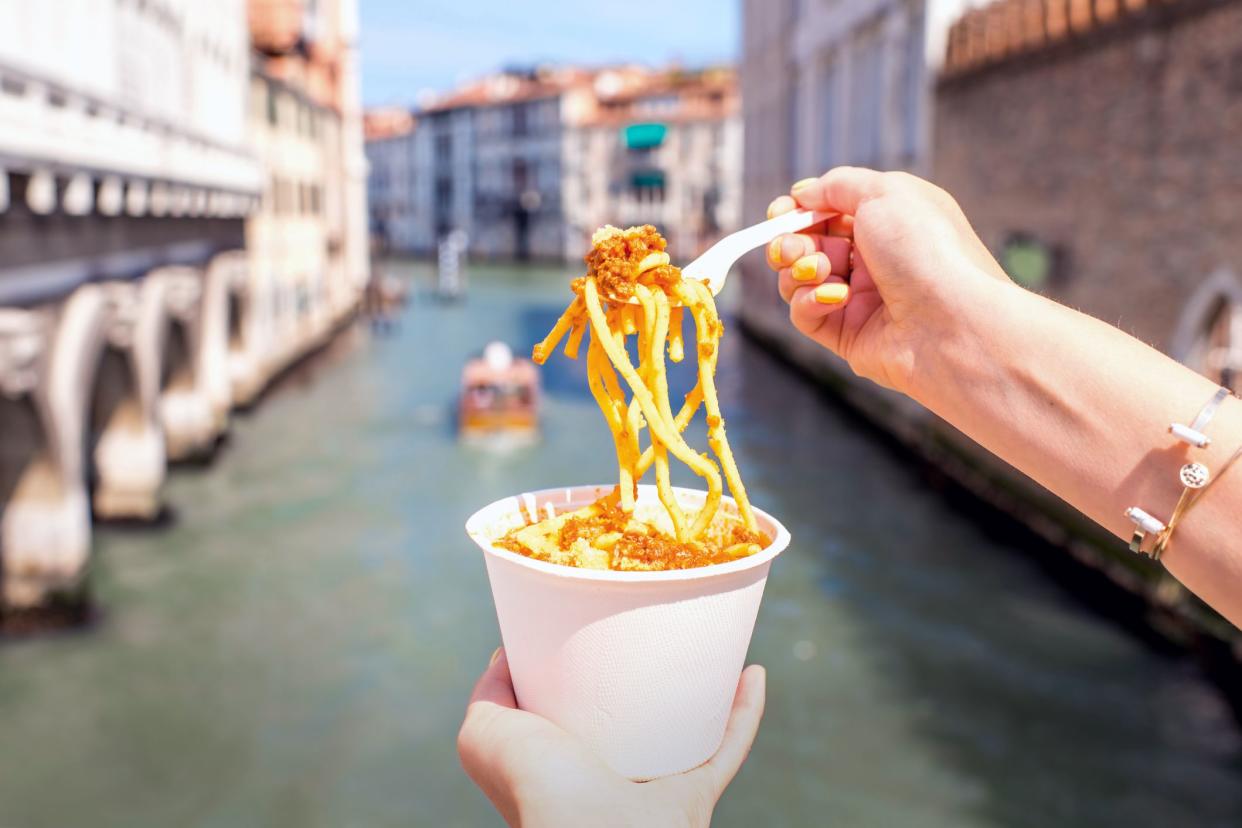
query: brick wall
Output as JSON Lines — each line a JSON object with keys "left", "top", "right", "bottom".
{"left": 934, "top": 0, "right": 1242, "bottom": 359}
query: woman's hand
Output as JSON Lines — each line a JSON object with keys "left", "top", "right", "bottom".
{"left": 457, "top": 649, "right": 766, "bottom": 827}
{"left": 765, "top": 167, "right": 1016, "bottom": 398}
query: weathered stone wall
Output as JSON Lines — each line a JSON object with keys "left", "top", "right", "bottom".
{"left": 934, "top": 0, "right": 1242, "bottom": 355}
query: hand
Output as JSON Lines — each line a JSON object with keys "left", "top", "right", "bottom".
{"left": 765, "top": 167, "right": 1016, "bottom": 398}
{"left": 457, "top": 649, "right": 766, "bottom": 827}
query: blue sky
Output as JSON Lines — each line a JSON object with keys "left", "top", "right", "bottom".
{"left": 359, "top": 0, "right": 740, "bottom": 108}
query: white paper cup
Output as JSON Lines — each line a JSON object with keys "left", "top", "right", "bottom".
{"left": 465, "top": 483, "right": 791, "bottom": 780}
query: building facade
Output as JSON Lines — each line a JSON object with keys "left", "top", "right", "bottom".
{"left": 364, "top": 108, "right": 417, "bottom": 253}
{"left": 364, "top": 65, "right": 743, "bottom": 263}
{"left": 243, "top": 0, "right": 370, "bottom": 400}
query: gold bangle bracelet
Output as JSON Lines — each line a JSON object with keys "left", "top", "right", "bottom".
{"left": 1125, "top": 387, "right": 1234, "bottom": 560}
{"left": 1151, "top": 442, "right": 1242, "bottom": 560}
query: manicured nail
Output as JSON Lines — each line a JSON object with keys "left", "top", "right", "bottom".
{"left": 767, "top": 237, "right": 784, "bottom": 264}
{"left": 792, "top": 255, "right": 821, "bottom": 282}
{"left": 813, "top": 283, "right": 849, "bottom": 304}
{"left": 766, "top": 200, "right": 781, "bottom": 219}
{"left": 791, "top": 177, "right": 819, "bottom": 192}
{"left": 488, "top": 647, "right": 502, "bottom": 667}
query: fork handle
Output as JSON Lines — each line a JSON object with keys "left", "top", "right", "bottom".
{"left": 747, "top": 208, "right": 836, "bottom": 242}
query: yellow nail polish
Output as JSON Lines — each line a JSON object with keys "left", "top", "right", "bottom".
{"left": 488, "top": 647, "right": 502, "bottom": 667}
{"left": 813, "top": 283, "right": 849, "bottom": 304}
{"left": 791, "top": 177, "right": 819, "bottom": 192}
{"left": 767, "top": 237, "right": 784, "bottom": 263}
{"left": 792, "top": 255, "right": 820, "bottom": 282}
{"left": 766, "top": 200, "right": 781, "bottom": 219}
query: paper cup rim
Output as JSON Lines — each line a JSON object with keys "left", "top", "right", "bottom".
{"left": 465, "top": 483, "right": 791, "bottom": 583}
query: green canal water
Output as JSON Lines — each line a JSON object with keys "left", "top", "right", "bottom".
{"left": 1, "top": 261, "right": 1241, "bottom": 827}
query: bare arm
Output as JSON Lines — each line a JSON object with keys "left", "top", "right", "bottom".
{"left": 767, "top": 167, "right": 1242, "bottom": 627}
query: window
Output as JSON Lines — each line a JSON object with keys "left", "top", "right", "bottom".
{"left": 1001, "top": 234, "right": 1059, "bottom": 290}
{"left": 266, "top": 83, "right": 278, "bottom": 126}
{"left": 630, "top": 170, "right": 665, "bottom": 202}
{"left": 1202, "top": 299, "right": 1242, "bottom": 392}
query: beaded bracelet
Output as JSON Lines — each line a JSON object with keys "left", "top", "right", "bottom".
{"left": 1125, "top": 387, "right": 1233, "bottom": 561}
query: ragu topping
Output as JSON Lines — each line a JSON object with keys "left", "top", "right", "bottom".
{"left": 585, "top": 225, "right": 682, "bottom": 300}
{"left": 497, "top": 487, "right": 770, "bottom": 572}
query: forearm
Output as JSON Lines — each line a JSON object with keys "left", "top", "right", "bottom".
{"left": 915, "top": 276, "right": 1242, "bottom": 625}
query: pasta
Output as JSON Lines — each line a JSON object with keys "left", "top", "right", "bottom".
{"left": 503, "top": 225, "right": 766, "bottom": 571}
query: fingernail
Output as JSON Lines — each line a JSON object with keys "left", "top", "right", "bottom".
{"left": 488, "top": 647, "right": 502, "bottom": 667}
{"left": 791, "top": 177, "right": 819, "bottom": 192}
{"left": 792, "top": 255, "right": 820, "bottom": 282}
{"left": 766, "top": 200, "right": 781, "bottom": 219}
{"left": 813, "top": 283, "right": 849, "bottom": 304}
{"left": 767, "top": 237, "right": 783, "bottom": 263}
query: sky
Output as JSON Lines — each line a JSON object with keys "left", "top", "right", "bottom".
{"left": 359, "top": 0, "right": 740, "bottom": 108}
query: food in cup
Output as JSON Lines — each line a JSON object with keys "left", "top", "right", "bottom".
{"left": 496, "top": 488, "right": 767, "bottom": 571}
{"left": 466, "top": 484, "right": 791, "bottom": 779}
{"left": 504, "top": 225, "right": 767, "bottom": 571}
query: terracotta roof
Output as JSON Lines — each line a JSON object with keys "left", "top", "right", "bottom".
{"left": 417, "top": 64, "right": 736, "bottom": 118}
{"left": 364, "top": 108, "right": 416, "bottom": 141}
{"left": 578, "top": 67, "right": 737, "bottom": 127}
{"left": 943, "top": 0, "right": 1198, "bottom": 77}
{"left": 421, "top": 70, "right": 591, "bottom": 114}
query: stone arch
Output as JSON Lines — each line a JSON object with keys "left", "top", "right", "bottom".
{"left": 151, "top": 266, "right": 217, "bottom": 462}
{"left": 1170, "top": 268, "right": 1242, "bottom": 391}
{"left": 0, "top": 287, "right": 105, "bottom": 608}
{"left": 200, "top": 251, "right": 240, "bottom": 428}
{"left": 220, "top": 250, "right": 268, "bottom": 407}
{"left": 88, "top": 279, "right": 169, "bottom": 520}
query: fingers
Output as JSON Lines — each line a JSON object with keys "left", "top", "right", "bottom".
{"left": 767, "top": 194, "right": 852, "bottom": 237}
{"left": 767, "top": 234, "right": 852, "bottom": 273}
{"left": 789, "top": 278, "right": 850, "bottom": 336}
{"left": 468, "top": 647, "right": 517, "bottom": 709}
{"left": 766, "top": 194, "right": 796, "bottom": 218}
{"left": 776, "top": 253, "right": 828, "bottom": 302}
{"left": 790, "top": 166, "right": 887, "bottom": 214}
{"left": 702, "top": 664, "right": 767, "bottom": 796}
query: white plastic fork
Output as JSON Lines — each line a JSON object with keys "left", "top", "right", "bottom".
{"left": 630, "top": 208, "right": 834, "bottom": 304}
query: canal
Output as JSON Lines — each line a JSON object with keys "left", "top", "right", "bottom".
{"left": 1, "top": 260, "right": 1240, "bottom": 828}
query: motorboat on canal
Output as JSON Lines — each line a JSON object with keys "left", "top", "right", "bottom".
{"left": 458, "top": 342, "right": 540, "bottom": 447}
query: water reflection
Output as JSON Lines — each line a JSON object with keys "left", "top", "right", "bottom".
{"left": 0, "top": 260, "right": 1237, "bottom": 828}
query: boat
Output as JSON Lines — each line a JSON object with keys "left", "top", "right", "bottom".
{"left": 458, "top": 342, "right": 540, "bottom": 447}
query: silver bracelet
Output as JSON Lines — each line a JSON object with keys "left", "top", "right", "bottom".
{"left": 1125, "top": 386, "right": 1231, "bottom": 559}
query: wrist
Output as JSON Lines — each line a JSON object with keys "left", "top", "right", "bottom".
{"left": 906, "top": 272, "right": 1035, "bottom": 415}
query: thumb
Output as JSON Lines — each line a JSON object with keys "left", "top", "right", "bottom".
{"left": 700, "top": 664, "right": 767, "bottom": 796}
{"left": 792, "top": 166, "right": 886, "bottom": 215}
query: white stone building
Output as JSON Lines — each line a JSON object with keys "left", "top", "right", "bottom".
{"left": 0, "top": 0, "right": 261, "bottom": 303}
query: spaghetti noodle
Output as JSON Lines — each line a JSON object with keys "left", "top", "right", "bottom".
{"left": 503, "top": 225, "right": 767, "bottom": 571}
